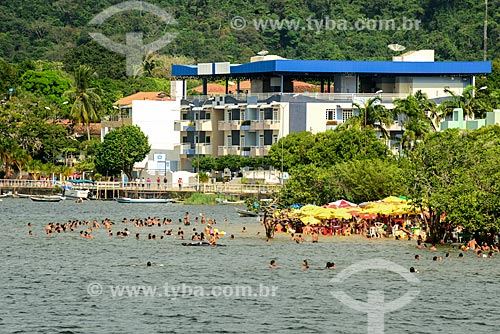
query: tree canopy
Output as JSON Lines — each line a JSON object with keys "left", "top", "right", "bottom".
{"left": 94, "top": 125, "right": 150, "bottom": 178}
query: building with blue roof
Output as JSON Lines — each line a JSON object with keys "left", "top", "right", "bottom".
{"left": 171, "top": 51, "right": 492, "bottom": 171}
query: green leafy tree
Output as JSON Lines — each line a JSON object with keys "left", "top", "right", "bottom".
{"left": 192, "top": 156, "right": 217, "bottom": 172}
{"left": 215, "top": 155, "right": 244, "bottom": 172}
{"left": 94, "top": 125, "right": 150, "bottom": 178}
{"left": 20, "top": 69, "right": 71, "bottom": 105}
{"left": 279, "top": 164, "right": 338, "bottom": 206}
{"left": 307, "top": 128, "right": 390, "bottom": 168}
{"left": 401, "top": 127, "right": 500, "bottom": 242}
{"left": 267, "top": 131, "right": 315, "bottom": 171}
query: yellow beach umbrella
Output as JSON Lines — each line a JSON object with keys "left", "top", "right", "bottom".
{"left": 381, "top": 196, "right": 407, "bottom": 204}
{"left": 300, "top": 216, "right": 322, "bottom": 225}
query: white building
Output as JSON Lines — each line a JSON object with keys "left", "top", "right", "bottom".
{"left": 101, "top": 84, "right": 182, "bottom": 176}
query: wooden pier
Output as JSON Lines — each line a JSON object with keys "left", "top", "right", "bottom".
{"left": 0, "top": 179, "right": 281, "bottom": 200}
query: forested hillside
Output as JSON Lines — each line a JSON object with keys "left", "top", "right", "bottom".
{"left": 0, "top": 0, "right": 497, "bottom": 79}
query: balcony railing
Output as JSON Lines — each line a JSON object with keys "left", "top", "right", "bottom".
{"left": 249, "top": 120, "right": 281, "bottom": 130}
{"left": 218, "top": 120, "right": 241, "bottom": 131}
{"left": 184, "top": 92, "right": 409, "bottom": 104}
{"left": 174, "top": 120, "right": 191, "bottom": 131}
{"left": 196, "top": 120, "right": 213, "bottom": 132}
{"left": 178, "top": 143, "right": 195, "bottom": 155}
{"left": 218, "top": 145, "right": 272, "bottom": 157}
{"left": 195, "top": 144, "right": 213, "bottom": 155}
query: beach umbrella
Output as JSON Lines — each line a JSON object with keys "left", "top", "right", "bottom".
{"left": 327, "top": 199, "right": 358, "bottom": 208}
{"left": 381, "top": 196, "right": 407, "bottom": 204}
{"left": 300, "top": 216, "right": 322, "bottom": 225}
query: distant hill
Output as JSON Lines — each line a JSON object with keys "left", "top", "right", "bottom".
{"left": 0, "top": 0, "right": 496, "bottom": 79}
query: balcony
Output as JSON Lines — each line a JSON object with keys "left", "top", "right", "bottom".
{"left": 196, "top": 120, "right": 213, "bottom": 132}
{"left": 195, "top": 144, "right": 213, "bottom": 155}
{"left": 218, "top": 145, "right": 272, "bottom": 157}
{"left": 174, "top": 120, "right": 194, "bottom": 132}
{"left": 178, "top": 143, "right": 195, "bottom": 155}
{"left": 101, "top": 116, "right": 132, "bottom": 128}
{"left": 250, "top": 146, "right": 271, "bottom": 157}
{"left": 218, "top": 120, "right": 241, "bottom": 131}
{"left": 250, "top": 120, "right": 281, "bottom": 130}
{"left": 385, "top": 121, "right": 404, "bottom": 132}
{"left": 218, "top": 146, "right": 240, "bottom": 156}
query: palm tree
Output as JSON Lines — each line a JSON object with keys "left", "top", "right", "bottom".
{"left": 11, "top": 148, "right": 31, "bottom": 177}
{"left": 394, "top": 91, "right": 436, "bottom": 152}
{"left": 341, "top": 97, "right": 394, "bottom": 138}
{"left": 439, "top": 85, "right": 488, "bottom": 120}
{"left": 65, "top": 65, "right": 103, "bottom": 141}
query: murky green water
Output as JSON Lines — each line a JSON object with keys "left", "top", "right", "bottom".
{"left": 0, "top": 198, "right": 498, "bottom": 333}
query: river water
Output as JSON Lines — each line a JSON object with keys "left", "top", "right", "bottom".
{"left": 0, "top": 198, "right": 499, "bottom": 333}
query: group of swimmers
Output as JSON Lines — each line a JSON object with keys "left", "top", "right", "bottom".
{"left": 269, "top": 259, "right": 335, "bottom": 270}
{"left": 288, "top": 231, "right": 319, "bottom": 244}
{"left": 33, "top": 211, "right": 236, "bottom": 247}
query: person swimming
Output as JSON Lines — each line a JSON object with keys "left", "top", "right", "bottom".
{"left": 269, "top": 260, "right": 279, "bottom": 269}
{"left": 147, "top": 261, "right": 152, "bottom": 267}
{"left": 326, "top": 262, "right": 335, "bottom": 269}
{"left": 302, "top": 260, "right": 309, "bottom": 269}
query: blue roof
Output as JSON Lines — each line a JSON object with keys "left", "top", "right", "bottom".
{"left": 172, "top": 59, "right": 491, "bottom": 77}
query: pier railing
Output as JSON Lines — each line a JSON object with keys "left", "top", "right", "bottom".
{"left": 0, "top": 179, "right": 281, "bottom": 196}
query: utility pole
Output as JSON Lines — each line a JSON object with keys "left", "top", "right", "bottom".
{"left": 484, "top": 0, "right": 488, "bottom": 61}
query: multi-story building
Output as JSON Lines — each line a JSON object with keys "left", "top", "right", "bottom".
{"left": 172, "top": 51, "right": 491, "bottom": 170}
{"left": 101, "top": 85, "right": 183, "bottom": 176}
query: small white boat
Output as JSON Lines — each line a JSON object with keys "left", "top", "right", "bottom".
{"left": 30, "top": 195, "right": 66, "bottom": 202}
{"left": 215, "top": 198, "right": 245, "bottom": 205}
{"left": 114, "top": 197, "right": 174, "bottom": 204}
{"left": 13, "top": 193, "right": 32, "bottom": 198}
{"left": 236, "top": 208, "right": 259, "bottom": 217}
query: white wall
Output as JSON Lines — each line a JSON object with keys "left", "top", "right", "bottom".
{"left": 412, "top": 76, "right": 468, "bottom": 99}
{"left": 305, "top": 102, "right": 340, "bottom": 133}
{"left": 132, "top": 100, "right": 181, "bottom": 150}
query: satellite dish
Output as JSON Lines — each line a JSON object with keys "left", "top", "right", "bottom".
{"left": 388, "top": 44, "right": 406, "bottom": 52}
{"left": 257, "top": 50, "right": 269, "bottom": 56}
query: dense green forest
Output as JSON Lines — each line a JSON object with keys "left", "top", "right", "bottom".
{"left": 0, "top": 0, "right": 497, "bottom": 80}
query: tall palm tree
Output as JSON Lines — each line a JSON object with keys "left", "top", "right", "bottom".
{"left": 11, "top": 148, "right": 31, "bottom": 177}
{"left": 394, "top": 91, "right": 436, "bottom": 152}
{"left": 65, "top": 65, "right": 103, "bottom": 141}
{"left": 341, "top": 97, "right": 394, "bottom": 138}
{"left": 439, "top": 85, "right": 488, "bottom": 120}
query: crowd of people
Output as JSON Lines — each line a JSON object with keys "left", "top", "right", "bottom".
{"left": 35, "top": 211, "right": 231, "bottom": 245}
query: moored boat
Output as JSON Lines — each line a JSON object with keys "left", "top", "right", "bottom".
{"left": 236, "top": 208, "right": 260, "bottom": 217}
{"left": 30, "top": 195, "right": 65, "bottom": 202}
{"left": 215, "top": 198, "right": 245, "bottom": 205}
{"left": 114, "top": 197, "right": 174, "bottom": 204}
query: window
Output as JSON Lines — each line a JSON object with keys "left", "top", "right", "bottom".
{"left": 206, "top": 136, "right": 211, "bottom": 144}
{"left": 182, "top": 136, "right": 188, "bottom": 143}
{"left": 342, "top": 109, "right": 354, "bottom": 122}
{"left": 326, "top": 108, "right": 335, "bottom": 120}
